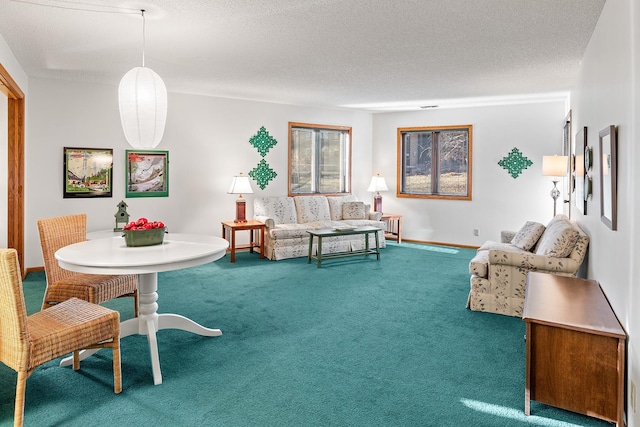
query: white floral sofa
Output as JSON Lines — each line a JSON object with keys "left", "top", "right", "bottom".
{"left": 466, "top": 214, "right": 589, "bottom": 317}
{"left": 253, "top": 195, "right": 386, "bottom": 260}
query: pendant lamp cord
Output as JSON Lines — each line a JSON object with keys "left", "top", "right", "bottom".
{"left": 141, "top": 9, "right": 146, "bottom": 67}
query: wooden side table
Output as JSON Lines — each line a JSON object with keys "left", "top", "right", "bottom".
{"left": 380, "top": 213, "right": 402, "bottom": 243}
{"left": 523, "top": 272, "right": 626, "bottom": 426}
{"left": 221, "top": 220, "right": 265, "bottom": 263}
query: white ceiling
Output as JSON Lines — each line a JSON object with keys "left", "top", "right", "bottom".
{"left": 0, "top": 0, "right": 605, "bottom": 111}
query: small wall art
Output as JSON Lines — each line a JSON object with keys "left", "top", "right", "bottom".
{"left": 498, "top": 147, "right": 533, "bottom": 178}
{"left": 125, "top": 150, "right": 169, "bottom": 198}
{"left": 599, "top": 125, "right": 617, "bottom": 230}
{"left": 248, "top": 126, "right": 278, "bottom": 189}
{"left": 249, "top": 159, "right": 277, "bottom": 190}
{"left": 249, "top": 126, "right": 278, "bottom": 157}
{"left": 63, "top": 147, "right": 113, "bottom": 198}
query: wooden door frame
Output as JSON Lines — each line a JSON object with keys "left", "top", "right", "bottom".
{"left": 0, "top": 63, "right": 25, "bottom": 276}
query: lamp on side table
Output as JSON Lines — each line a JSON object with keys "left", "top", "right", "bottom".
{"left": 228, "top": 173, "right": 253, "bottom": 223}
{"left": 367, "top": 174, "right": 389, "bottom": 213}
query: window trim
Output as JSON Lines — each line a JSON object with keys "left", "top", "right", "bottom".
{"left": 396, "top": 124, "right": 473, "bottom": 201}
{"left": 288, "top": 122, "right": 352, "bottom": 196}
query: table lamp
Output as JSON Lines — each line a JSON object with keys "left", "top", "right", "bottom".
{"left": 228, "top": 173, "right": 253, "bottom": 223}
{"left": 367, "top": 174, "right": 389, "bottom": 213}
{"left": 542, "top": 155, "right": 568, "bottom": 216}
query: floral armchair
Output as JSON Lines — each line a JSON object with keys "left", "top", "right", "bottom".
{"left": 466, "top": 215, "right": 589, "bottom": 317}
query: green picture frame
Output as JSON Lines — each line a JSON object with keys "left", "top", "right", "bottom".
{"left": 125, "top": 150, "right": 169, "bottom": 198}
{"left": 63, "top": 147, "right": 113, "bottom": 198}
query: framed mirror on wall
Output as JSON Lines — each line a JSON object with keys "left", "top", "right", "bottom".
{"left": 599, "top": 125, "right": 617, "bottom": 230}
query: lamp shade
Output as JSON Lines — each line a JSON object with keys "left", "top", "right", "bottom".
{"left": 542, "top": 155, "right": 568, "bottom": 177}
{"left": 228, "top": 174, "right": 254, "bottom": 194}
{"left": 367, "top": 174, "right": 389, "bottom": 192}
{"left": 118, "top": 66, "right": 168, "bottom": 149}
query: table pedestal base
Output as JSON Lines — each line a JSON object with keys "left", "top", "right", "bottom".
{"left": 60, "top": 271, "right": 221, "bottom": 385}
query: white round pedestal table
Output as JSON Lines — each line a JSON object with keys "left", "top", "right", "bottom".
{"left": 55, "top": 233, "right": 229, "bottom": 385}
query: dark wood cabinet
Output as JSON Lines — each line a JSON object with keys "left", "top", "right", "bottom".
{"left": 523, "top": 272, "right": 626, "bottom": 426}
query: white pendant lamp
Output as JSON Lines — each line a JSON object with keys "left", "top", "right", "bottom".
{"left": 118, "top": 10, "right": 167, "bottom": 149}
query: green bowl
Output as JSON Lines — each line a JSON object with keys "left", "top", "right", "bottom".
{"left": 122, "top": 227, "right": 166, "bottom": 247}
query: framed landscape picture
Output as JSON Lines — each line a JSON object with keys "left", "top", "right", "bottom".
{"left": 125, "top": 150, "right": 169, "bottom": 198}
{"left": 63, "top": 147, "right": 113, "bottom": 198}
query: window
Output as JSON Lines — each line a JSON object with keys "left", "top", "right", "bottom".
{"left": 289, "top": 122, "right": 351, "bottom": 195}
{"left": 398, "top": 125, "right": 472, "bottom": 200}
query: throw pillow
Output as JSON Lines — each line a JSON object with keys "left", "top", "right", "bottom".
{"left": 535, "top": 219, "right": 580, "bottom": 258}
{"left": 511, "top": 221, "right": 545, "bottom": 251}
{"left": 342, "top": 202, "right": 366, "bottom": 220}
{"left": 327, "top": 195, "right": 357, "bottom": 220}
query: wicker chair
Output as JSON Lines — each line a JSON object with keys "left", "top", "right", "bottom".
{"left": 0, "top": 248, "right": 122, "bottom": 427}
{"left": 38, "top": 214, "right": 138, "bottom": 317}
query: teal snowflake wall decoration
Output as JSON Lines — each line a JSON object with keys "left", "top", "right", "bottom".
{"left": 249, "top": 159, "right": 277, "bottom": 190}
{"left": 498, "top": 148, "right": 533, "bottom": 178}
{"left": 249, "top": 126, "right": 278, "bottom": 157}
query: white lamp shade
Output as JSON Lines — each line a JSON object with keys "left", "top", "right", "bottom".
{"left": 367, "top": 175, "right": 389, "bottom": 192}
{"left": 542, "top": 155, "right": 568, "bottom": 177}
{"left": 228, "top": 175, "right": 254, "bottom": 194}
{"left": 119, "top": 66, "right": 168, "bottom": 149}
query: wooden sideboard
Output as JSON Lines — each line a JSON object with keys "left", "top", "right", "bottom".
{"left": 523, "top": 272, "right": 626, "bottom": 426}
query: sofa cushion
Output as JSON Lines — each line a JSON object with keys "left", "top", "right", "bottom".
{"left": 535, "top": 218, "right": 580, "bottom": 257}
{"left": 511, "top": 221, "right": 545, "bottom": 251}
{"left": 471, "top": 241, "right": 526, "bottom": 278}
{"left": 294, "top": 196, "right": 332, "bottom": 223}
{"left": 343, "top": 202, "right": 366, "bottom": 220}
{"left": 254, "top": 197, "right": 298, "bottom": 225}
{"left": 269, "top": 223, "right": 316, "bottom": 240}
{"left": 327, "top": 195, "right": 357, "bottom": 220}
{"left": 477, "top": 241, "right": 522, "bottom": 253}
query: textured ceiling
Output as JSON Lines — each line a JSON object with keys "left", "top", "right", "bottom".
{"left": 0, "top": 0, "right": 605, "bottom": 111}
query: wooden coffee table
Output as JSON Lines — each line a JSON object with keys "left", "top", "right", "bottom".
{"left": 307, "top": 226, "right": 380, "bottom": 267}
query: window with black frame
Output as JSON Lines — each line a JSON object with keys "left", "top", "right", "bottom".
{"left": 398, "top": 125, "right": 472, "bottom": 200}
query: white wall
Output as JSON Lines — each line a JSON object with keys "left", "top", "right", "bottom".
{"left": 0, "top": 32, "right": 28, "bottom": 91}
{"left": 372, "top": 101, "right": 567, "bottom": 247}
{"left": 24, "top": 77, "right": 373, "bottom": 268}
{"left": 571, "top": 0, "right": 639, "bottom": 425}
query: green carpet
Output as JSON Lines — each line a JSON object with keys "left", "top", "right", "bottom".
{"left": 0, "top": 243, "right": 609, "bottom": 426}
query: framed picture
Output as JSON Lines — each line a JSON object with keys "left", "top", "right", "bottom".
{"left": 573, "top": 127, "right": 588, "bottom": 214}
{"left": 563, "top": 111, "right": 572, "bottom": 215}
{"left": 63, "top": 147, "right": 113, "bottom": 198}
{"left": 599, "top": 125, "right": 617, "bottom": 230}
{"left": 125, "top": 150, "right": 169, "bottom": 198}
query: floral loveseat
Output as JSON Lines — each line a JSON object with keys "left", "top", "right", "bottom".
{"left": 466, "top": 214, "right": 589, "bottom": 317}
{"left": 253, "top": 195, "right": 386, "bottom": 260}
